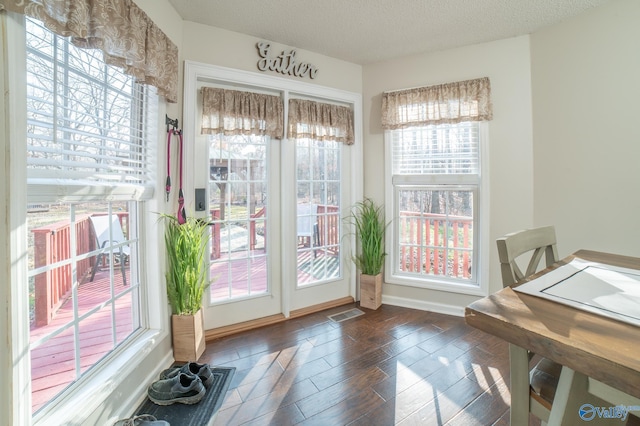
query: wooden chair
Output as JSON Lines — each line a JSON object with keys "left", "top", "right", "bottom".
{"left": 496, "top": 225, "right": 560, "bottom": 424}
{"left": 89, "top": 214, "right": 130, "bottom": 286}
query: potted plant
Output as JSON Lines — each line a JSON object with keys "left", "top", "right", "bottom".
{"left": 347, "top": 198, "right": 387, "bottom": 310}
{"left": 162, "top": 214, "right": 211, "bottom": 362}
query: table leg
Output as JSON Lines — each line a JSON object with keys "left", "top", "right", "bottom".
{"left": 510, "top": 343, "right": 530, "bottom": 425}
{"left": 548, "top": 367, "right": 629, "bottom": 426}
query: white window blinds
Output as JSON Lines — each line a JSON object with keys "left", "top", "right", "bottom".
{"left": 26, "top": 18, "right": 157, "bottom": 203}
{"left": 391, "top": 123, "right": 479, "bottom": 175}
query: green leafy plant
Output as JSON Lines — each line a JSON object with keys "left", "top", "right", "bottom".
{"left": 161, "top": 214, "right": 211, "bottom": 315}
{"left": 346, "top": 198, "right": 388, "bottom": 275}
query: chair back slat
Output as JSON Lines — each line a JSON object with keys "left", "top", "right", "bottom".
{"left": 90, "top": 215, "right": 130, "bottom": 255}
{"left": 297, "top": 204, "right": 318, "bottom": 238}
{"left": 496, "top": 225, "right": 558, "bottom": 287}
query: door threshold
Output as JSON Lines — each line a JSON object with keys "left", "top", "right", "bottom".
{"left": 204, "top": 296, "right": 354, "bottom": 341}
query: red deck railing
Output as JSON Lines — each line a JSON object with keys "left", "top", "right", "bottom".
{"left": 210, "top": 204, "right": 340, "bottom": 259}
{"left": 31, "top": 212, "right": 129, "bottom": 327}
{"left": 211, "top": 209, "right": 221, "bottom": 259}
{"left": 399, "top": 212, "right": 472, "bottom": 278}
{"left": 249, "top": 206, "right": 266, "bottom": 251}
{"left": 31, "top": 209, "right": 472, "bottom": 326}
{"left": 318, "top": 205, "right": 340, "bottom": 254}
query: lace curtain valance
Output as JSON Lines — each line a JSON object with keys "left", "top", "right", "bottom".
{"left": 288, "top": 99, "right": 354, "bottom": 145}
{"left": 201, "top": 87, "right": 284, "bottom": 139}
{"left": 381, "top": 77, "right": 493, "bottom": 129}
{"left": 0, "top": 0, "right": 178, "bottom": 103}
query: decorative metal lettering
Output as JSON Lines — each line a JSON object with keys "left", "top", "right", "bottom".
{"left": 256, "top": 42, "right": 318, "bottom": 79}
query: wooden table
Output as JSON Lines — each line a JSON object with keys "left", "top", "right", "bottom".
{"left": 465, "top": 250, "right": 640, "bottom": 425}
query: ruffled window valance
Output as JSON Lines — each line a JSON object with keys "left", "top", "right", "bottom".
{"left": 201, "top": 87, "right": 284, "bottom": 139}
{"left": 0, "top": 0, "right": 178, "bottom": 103}
{"left": 288, "top": 99, "right": 354, "bottom": 145}
{"left": 381, "top": 77, "right": 493, "bottom": 129}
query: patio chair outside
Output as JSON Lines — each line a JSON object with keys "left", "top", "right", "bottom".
{"left": 297, "top": 203, "right": 320, "bottom": 257}
{"left": 89, "top": 214, "right": 130, "bottom": 286}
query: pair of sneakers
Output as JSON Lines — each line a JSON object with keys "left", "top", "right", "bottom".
{"left": 114, "top": 414, "right": 169, "bottom": 426}
{"left": 147, "top": 362, "right": 214, "bottom": 406}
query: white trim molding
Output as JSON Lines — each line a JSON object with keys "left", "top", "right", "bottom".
{"left": 381, "top": 294, "right": 466, "bottom": 317}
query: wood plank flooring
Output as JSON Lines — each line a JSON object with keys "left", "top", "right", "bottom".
{"left": 200, "top": 303, "right": 542, "bottom": 426}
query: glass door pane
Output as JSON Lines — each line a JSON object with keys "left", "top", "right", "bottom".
{"left": 208, "top": 134, "right": 268, "bottom": 302}
{"left": 296, "top": 138, "right": 342, "bottom": 286}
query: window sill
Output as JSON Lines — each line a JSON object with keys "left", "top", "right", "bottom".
{"left": 385, "top": 273, "right": 488, "bottom": 297}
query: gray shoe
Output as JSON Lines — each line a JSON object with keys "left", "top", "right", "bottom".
{"left": 113, "top": 414, "right": 170, "bottom": 425}
{"left": 160, "top": 362, "right": 213, "bottom": 388}
{"left": 147, "top": 372, "right": 205, "bottom": 406}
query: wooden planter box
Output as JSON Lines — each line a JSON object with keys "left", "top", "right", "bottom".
{"left": 171, "top": 309, "right": 206, "bottom": 362}
{"left": 360, "top": 273, "right": 382, "bottom": 310}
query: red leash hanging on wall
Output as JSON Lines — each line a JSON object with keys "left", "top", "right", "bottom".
{"left": 166, "top": 122, "right": 187, "bottom": 224}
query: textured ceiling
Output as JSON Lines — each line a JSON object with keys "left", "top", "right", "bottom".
{"left": 168, "top": 0, "right": 611, "bottom": 64}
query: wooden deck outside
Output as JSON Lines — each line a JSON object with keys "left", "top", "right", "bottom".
{"left": 30, "top": 249, "right": 340, "bottom": 413}
{"left": 31, "top": 209, "right": 472, "bottom": 329}
{"left": 30, "top": 268, "right": 133, "bottom": 413}
{"left": 210, "top": 251, "right": 269, "bottom": 300}
{"left": 210, "top": 249, "right": 340, "bottom": 301}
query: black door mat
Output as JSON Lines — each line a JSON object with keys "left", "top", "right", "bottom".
{"left": 134, "top": 366, "right": 235, "bottom": 426}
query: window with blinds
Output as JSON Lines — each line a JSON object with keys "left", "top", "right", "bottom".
{"left": 24, "top": 17, "right": 153, "bottom": 415}
{"left": 387, "top": 120, "right": 482, "bottom": 290}
{"left": 391, "top": 123, "right": 479, "bottom": 175}
{"left": 26, "top": 17, "right": 157, "bottom": 202}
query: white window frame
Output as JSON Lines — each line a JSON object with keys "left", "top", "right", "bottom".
{"left": 2, "top": 12, "right": 168, "bottom": 426}
{"left": 182, "top": 62, "right": 363, "bottom": 323}
{"left": 384, "top": 123, "right": 490, "bottom": 297}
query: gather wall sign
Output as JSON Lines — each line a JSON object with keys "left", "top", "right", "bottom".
{"left": 256, "top": 41, "right": 318, "bottom": 79}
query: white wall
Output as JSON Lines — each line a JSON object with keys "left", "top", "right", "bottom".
{"left": 363, "top": 35, "right": 535, "bottom": 309}
{"left": 181, "top": 22, "right": 363, "bottom": 95}
{"left": 531, "top": 0, "right": 640, "bottom": 258}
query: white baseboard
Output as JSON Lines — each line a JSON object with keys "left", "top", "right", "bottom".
{"left": 381, "top": 294, "right": 465, "bottom": 317}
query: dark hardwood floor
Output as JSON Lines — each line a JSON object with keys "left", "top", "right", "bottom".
{"left": 200, "top": 302, "right": 540, "bottom": 426}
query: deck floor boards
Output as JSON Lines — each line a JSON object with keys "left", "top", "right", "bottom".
{"left": 30, "top": 268, "right": 133, "bottom": 412}
{"left": 29, "top": 249, "right": 334, "bottom": 413}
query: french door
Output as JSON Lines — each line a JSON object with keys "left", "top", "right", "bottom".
{"left": 183, "top": 63, "right": 362, "bottom": 330}
{"left": 287, "top": 135, "right": 351, "bottom": 311}
{"left": 204, "top": 131, "right": 281, "bottom": 328}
